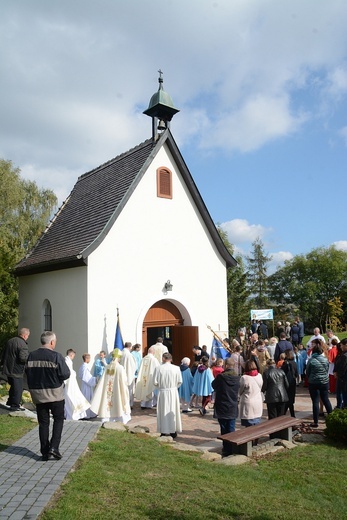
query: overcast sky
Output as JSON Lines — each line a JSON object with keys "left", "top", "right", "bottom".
{"left": 1, "top": 0, "right": 346, "bottom": 271}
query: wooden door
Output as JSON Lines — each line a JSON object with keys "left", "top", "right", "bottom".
{"left": 142, "top": 300, "right": 183, "bottom": 352}
{"left": 171, "top": 325, "right": 199, "bottom": 366}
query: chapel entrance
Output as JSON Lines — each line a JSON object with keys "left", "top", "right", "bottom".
{"left": 142, "top": 300, "right": 198, "bottom": 365}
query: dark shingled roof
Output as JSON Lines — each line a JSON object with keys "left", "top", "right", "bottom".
{"left": 15, "top": 131, "right": 236, "bottom": 275}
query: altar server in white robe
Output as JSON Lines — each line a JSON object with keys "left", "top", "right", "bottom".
{"left": 78, "top": 353, "right": 97, "bottom": 418}
{"left": 90, "top": 348, "right": 131, "bottom": 424}
{"left": 64, "top": 349, "right": 90, "bottom": 420}
{"left": 120, "top": 342, "right": 137, "bottom": 407}
{"left": 135, "top": 346, "right": 160, "bottom": 409}
{"left": 153, "top": 352, "right": 182, "bottom": 438}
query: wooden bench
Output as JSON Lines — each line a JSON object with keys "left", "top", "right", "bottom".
{"left": 217, "top": 416, "right": 300, "bottom": 457}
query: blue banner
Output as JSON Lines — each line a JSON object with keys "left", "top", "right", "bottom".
{"left": 114, "top": 310, "right": 124, "bottom": 350}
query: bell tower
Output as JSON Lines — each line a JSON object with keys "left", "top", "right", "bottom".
{"left": 143, "top": 70, "right": 180, "bottom": 140}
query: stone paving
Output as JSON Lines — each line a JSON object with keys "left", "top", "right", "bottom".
{"left": 0, "top": 385, "right": 336, "bottom": 519}
{"left": 0, "top": 417, "right": 100, "bottom": 520}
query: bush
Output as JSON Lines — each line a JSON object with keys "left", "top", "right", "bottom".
{"left": 325, "top": 408, "right": 347, "bottom": 443}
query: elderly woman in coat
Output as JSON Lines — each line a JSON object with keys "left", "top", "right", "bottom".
{"left": 239, "top": 359, "right": 264, "bottom": 428}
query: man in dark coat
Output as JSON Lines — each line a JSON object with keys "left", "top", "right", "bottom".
{"left": 296, "top": 316, "right": 305, "bottom": 344}
{"left": 290, "top": 321, "right": 300, "bottom": 347}
{"left": 212, "top": 357, "right": 240, "bottom": 457}
{"left": 274, "top": 333, "right": 293, "bottom": 363}
{"left": 258, "top": 321, "right": 268, "bottom": 340}
{"left": 1, "top": 327, "right": 30, "bottom": 411}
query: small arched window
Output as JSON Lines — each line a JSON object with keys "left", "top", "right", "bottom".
{"left": 157, "top": 167, "right": 172, "bottom": 199}
{"left": 43, "top": 299, "right": 52, "bottom": 331}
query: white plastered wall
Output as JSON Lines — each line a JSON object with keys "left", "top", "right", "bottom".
{"left": 18, "top": 267, "right": 88, "bottom": 361}
{"left": 87, "top": 142, "right": 229, "bottom": 357}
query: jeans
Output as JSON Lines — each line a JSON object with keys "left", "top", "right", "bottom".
{"left": 6, "top": 377, "right": 23, "bottom": 408}
{"left": 308, "top": 382, "right": 332, "bottom": 424}
{"left": 218, "top": 418, "right": 236, "bottom": 455}
{"left": 36, "top": 400, "right": 65, "bottom": 455}
{"left": 241, "top": 418, "right": 261, "bottom": 427}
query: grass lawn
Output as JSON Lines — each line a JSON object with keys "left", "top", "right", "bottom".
{"left": 39, "top": 429, "right": 347, "bottom": 520}
{"left": 0, "top": 384, "right": 37, "bottom": 451}
{"left": 302, "top": 332, "right": 346, "bottom": 345}
{"left": 0, "top": 414, "right": 36, "bottom": 451}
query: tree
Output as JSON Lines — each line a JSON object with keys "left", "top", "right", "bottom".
{"left": 246, "top": 237, "right": 271, "bottom": 309}
{"left": 268, "top": 246, "right": 347, "bottom": 332}
{"left": 227, "top": 253, "right": 250, "bottom": 336}
{"left": 0, "top": 159, "right": 57, "bottom": 344}
{"left": 218, "top": 227, "right": 250, "bottom": 337}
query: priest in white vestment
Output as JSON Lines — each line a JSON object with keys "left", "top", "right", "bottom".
{"left": 119, "top": 342, "right": 137, "bottom": 407}
{"left": 78, "top": 353, "right": 98, "bottom": 418}
{"left": 153, "top": 352, "right": 182, "bottom": 438}
{"left": 64, "top": 349, "right": 90, "bottom": 420}
{"left": 90, "top": 349, "right": 131, "bottom": 424}
{"left": 135, "top": 346, "right": 160, "bottom": 408}
{"left": 151, "top": 337, "right": 168, "bottom": 364}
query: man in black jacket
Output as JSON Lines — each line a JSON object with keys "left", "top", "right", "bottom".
{"left": 274, "top": 332, "right": 293, "bottom": 363}
{"left": 212, "top": 358, "right": 240, "bottom": 457}
{"left": 26, "top": 331, "right": 70, "bottom": 461}
{"left": 1, "top": 327, "right": 30, "bottom": 411}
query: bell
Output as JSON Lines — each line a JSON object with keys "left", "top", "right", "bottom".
{"left": 158, "top": 119, "right": 166, "bottom": 131}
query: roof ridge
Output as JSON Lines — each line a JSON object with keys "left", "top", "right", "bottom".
{"left": 78, "top": 137, "right": 154, "bottom": 181}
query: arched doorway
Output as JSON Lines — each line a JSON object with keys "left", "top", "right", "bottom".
{"left": 142, "top": 300, "right": 198, "bottom": 365}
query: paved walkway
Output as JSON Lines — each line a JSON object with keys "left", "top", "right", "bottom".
{"left": 0, "top": 386, "right": 336, "bottom": 519}
{"left": 0, "top": 419, "right": 101, "bottom": 519}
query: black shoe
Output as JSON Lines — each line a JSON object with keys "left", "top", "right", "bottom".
{"left": 48, "top": 448, "right": 62, "bottom": 460}
{"left": 170, "top": 432, "right": 177, "bottom": 439}
{"left": 41, "top": 454, "right": 50, "bottom": 461}
{"left": 10, "top": 406, "right": 25, "bottom": 412}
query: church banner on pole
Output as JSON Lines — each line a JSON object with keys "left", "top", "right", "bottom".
{"left": 250, "top": 309, "right": 273, "bottom": 320}
{"left": 114, "top": 308, "right": 124, "bottom": 350}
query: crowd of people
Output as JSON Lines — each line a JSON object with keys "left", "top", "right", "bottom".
{"left": 1, "top": 325, "right": 347, "bottom": 460}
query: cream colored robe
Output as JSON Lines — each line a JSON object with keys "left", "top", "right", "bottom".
{"left": 153, "top": 362, "right": 182, "bottom": 434}
{"left": 90, "top": 360, "right": 130, "bottom": 423}
{"left": 151, "top": 342, "right": 169, "bottom": 364}
{"left": 135, "top": 353, "right": 160, "bottom": 402}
